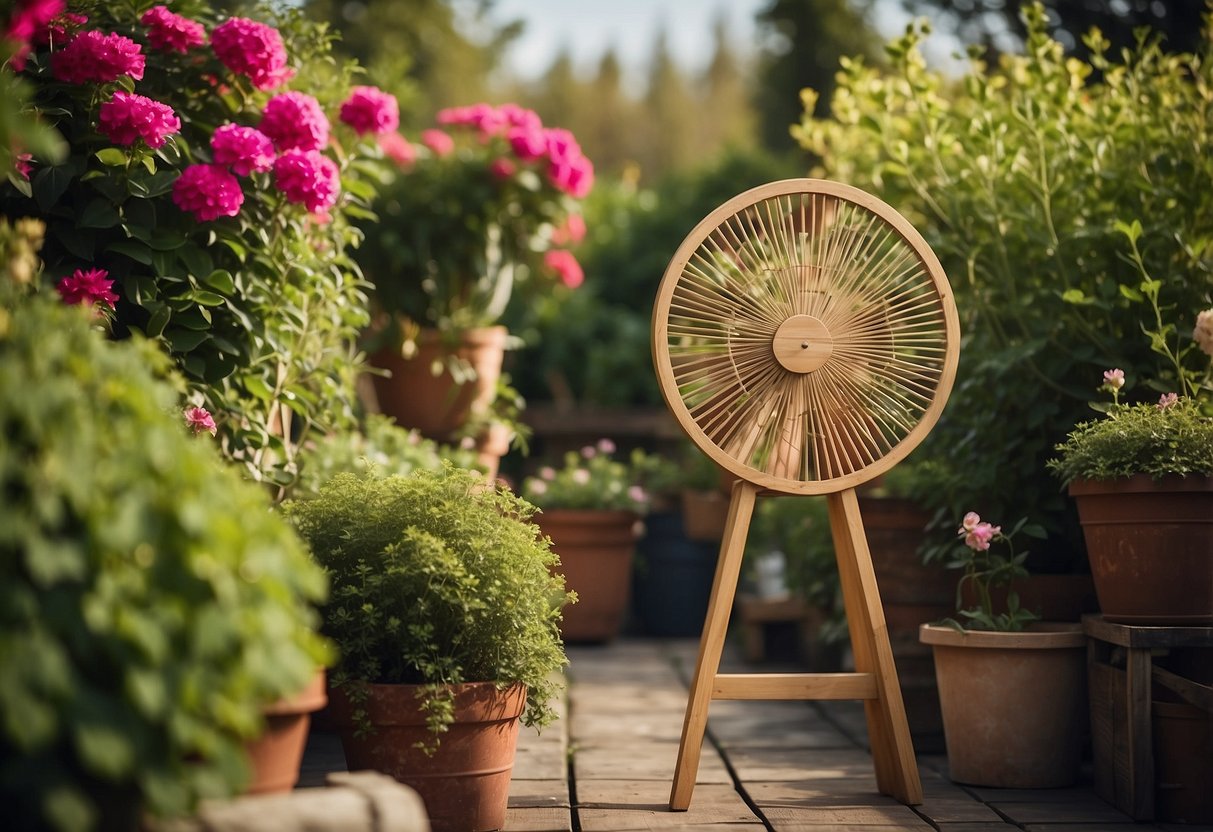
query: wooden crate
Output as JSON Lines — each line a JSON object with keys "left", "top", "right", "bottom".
{"left": 1083, "top": 615, "right": 1213, "bottom": 821}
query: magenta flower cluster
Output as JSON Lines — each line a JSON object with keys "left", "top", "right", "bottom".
{"left": 435, "top": 102, "right": 595, "bottom": 198}
{"left": 259, "top": 91, "right": 330, "bottom": 152}
{"left": 52, "top": 29, "right": 145, "bottom": 83}
{"left": 99, "top": 91, "right": 181, "bottom": 149}
{"left": 210, "top": 124, "right": 275, "bottom": 176}
{"left": 141, "top": 5, "right": 204, "bottom": 53}
{"left": 339, "top": 86, "right": 400, "bottom": 136}
{"left": 172, "top": 164, "right": 244, "bottom": 221}
{"left": 3, "top": 0, "right": 63, "bottom": 69}
{"left": 56, "top": 267, "right": 118, "bottom": 310}
{"left": 209, "top": 17, "right": 292, "bottom": 91}
{"left": 273, "top": 150, "right": 341, "bottom": 215}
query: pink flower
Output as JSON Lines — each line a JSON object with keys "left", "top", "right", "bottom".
{"left": 628, "top": 486, "right": 648, "bottom": 505}
{"left": 1102, "top": 368, "right": 1125, "bottom": 390}
{"left": 273, "top": 149, "right": 340, "bottom": 213}
{"left": 489, "top": 158, "right": 515, "bottom": 180}
{"left": 52, "top": 30, "right": 145, "bottom": 84}
{"left": 210, "top": 17, "right": 292, "bottom": 91}
{"left": 211, "top": 124, "right": 274, "bottom": 176}
{"left": 552, "top": 213, "right": 586, "bottom": 246}
{"left": 98, "top": 91, "right": 180, "bottom": 149}
{"left": 508, "top": 127, "right": 547, "bottom": 162}
{"left": 259, "top": 91, "right": 330, "bottom": 152}
{"left": 5, "top": 0, "right": 63, "bottom": 68}
{"left": 339, "top": 86, "right": 399, "bottom": 136}
{"left": 1195, "top": 308, "right": 1213, "bottom": 358}
{"left": 378, "top": 132, "right": 416, "bottom": 169}
{"left": 580, "top": 445, "right": 597, "bottom": 459}
{"left": 172, "top": 163, "right": 244, "bottom": 221}
{"left": 597, "top": 438, "right": 616, "bottom": 455}
{"left": 141, "top": 5, "right": 204, "bottom": 53}
{"left": 421, "top": 129, "right": 454, "bottom": 156}
{"left": 497, "top": 103, "right": 542, "bottom": 132}
{"left": 40, "top": 11, "right": 86, "bottom": 45}
{"left": 184, "top": 406, "right": 217, "bottom": 436}
{"left": 56, "top": 267, "right": 117, "bottom": 309}
{"left": 572, "top": 468, "right": 591, "bottom": 485}
{"left": 528, "top": 478, "right": 548, "bottom": 495}
{"left": 538, "top": 466, "right": 556, "bottom": 481}
{"left": 959, "top": 511, "right": 981, "bottom": 534}
{"left": 548, "top": 153, "right": 594, "bottom": 199}
{"left": 544, "top": 249, "right": 584, "bottom": 288}
{"left": 1158, "top": 392, "right": 1179, "bottom": 409}
{"left": 14, "top": 152, "right": 33, "bottom": 180}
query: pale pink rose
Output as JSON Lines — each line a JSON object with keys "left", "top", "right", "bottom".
{"left": 1102, "top": 368, "right": 1125, "bottom": 390}
{"left": 539, "top": 466, "right": 556, "bottom": 481}
{"left": 1194, "top": 308, "right": 1213, "bottom": 357}
{"left": 572, "top": 468, "right": 591, "bottom": 485}
{"left": 628, "top": 486, "right": 648, "bottom": 505}
{"left": 1158, "top": 392, "right": 1179, "bottom": 409}
{"left": 958, "top": 511, "right": 981, "bottom": 535}
{"left": 964, "top": 521, "right": 999, "bottom": 552}
{"left": 580, "top": 445, "right": 596, "bottom": 459}
{"left": 596, "top": 438, "right": 616, "bottom": 455}
{"left": 378, "top": 132, "right": 417, "bottom": 169}
{"left": 528, "top": 479, "right": 548, "bottom": 495}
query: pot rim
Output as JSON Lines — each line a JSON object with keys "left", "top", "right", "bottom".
{"left": 1069, "top": 473, "right": 1213, "bottom": 497}
{"left": 919, "top": 621, "right": 1085, "bottom": 649}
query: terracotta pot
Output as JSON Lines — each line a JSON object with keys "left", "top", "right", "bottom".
{"left": 919, "top": 622, "right": 1087, "bottom": 788}
{"left": 537, "top": 508, "right": 639, "bottom": 643}
{"left": 1069, "top": 475, "right": 1213, "bottom": 624}
{"left": 244, "top": 669, "right": 328, "bottom": 794}
{"left": 680, "top": 489, "right": 728, "bottom": 541}
{"left": 330, "top": 680, "right": 526, "bottom": 832}
{"left": 370, "top": 326, "right": 507, "bottom": 441}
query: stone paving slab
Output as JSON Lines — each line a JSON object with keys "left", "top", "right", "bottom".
{"left": 576, "top": 782, "right": 760, "bottom": 830}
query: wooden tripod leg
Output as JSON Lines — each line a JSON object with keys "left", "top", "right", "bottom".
{"left": 670, "top": 479, "right": 758, "bottom": 811}
{"left": 827, "top": 488, "right": 923, "bottom": 805}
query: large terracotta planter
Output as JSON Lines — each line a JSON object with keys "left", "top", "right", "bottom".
{"left": 330, "top": 680, "right": 526, "bottom": 832}
{"left": 370, "top": 326, "right": 507, "bottom": 441}
{"left": 244, "top": 669, "right": 327, "bottom": 794}
{"left": 537, "top": 508, "right": 639, "bottom": 643}
{"left": 919, "top": 622, "right": 1087, "bottom": 788}
{"left": 1069, "top": 475, "right": 1213, "bottom": 624}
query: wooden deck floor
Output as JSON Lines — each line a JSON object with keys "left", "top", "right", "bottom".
{"left": 301, "top": 639, "right": 1211, "bottom": 831}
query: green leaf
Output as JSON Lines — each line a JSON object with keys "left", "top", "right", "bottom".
{"left": 32, "top": 163, "right": 75, "bottom": 211}
{"left": 95, "top": 148, "right": 128, "bottom": 167}
{"left": 107, "top": 240, "right": 153, "bottom": 265}
{"left": 243, "top": 375, "right": 274, "bottom": 401}
{"left": 74, "top": 720, "right": 136, "bottom": 779}
{"left": 178, "top": 244, "right": 214, "bottom": 279}
{"left": 1060, "top": 288, "right": 1088, "bottom": 304}
{"left": 145, "top": 304, "right": 171, "bottom": 337}
{"left": 141, "top": 154, "right": 156, "bottom": 175}
{"left": 1113, "top": 218, "right": 1142, "bottom": 243}
{"left": 190, "top": 290, "right": 226, "bottom": 307}
{"left": 203, "top": 269, "right": 235, "bottom": 294}
{"left": 166, "top": 328, "right": 210, "bottom": 352}
{"left": 79, "top": 199, "right": 120, "bottom": 229}
{"left": 1118, "top": 283, "right": 1143, "bottom": 301}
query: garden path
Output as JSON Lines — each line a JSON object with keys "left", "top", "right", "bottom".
{"left": 301, "top": 639, "right": 1209, "bottom": 831}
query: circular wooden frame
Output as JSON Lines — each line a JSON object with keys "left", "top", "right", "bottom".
{"left": 652, "top": 179, "right": 960, "bottom": 495}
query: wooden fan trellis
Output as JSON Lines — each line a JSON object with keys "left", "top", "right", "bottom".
{"left": 653, "top": 180, "right": 960, "bottom": 810}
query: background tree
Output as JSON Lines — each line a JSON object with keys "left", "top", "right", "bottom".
{"left": 754, "top": 0, "right": 880, "bottom": 153}
{"left": 898, "top": 0, "right": 1206, "bottom": 59}
{"left": 637, "top": 29, "right": 698, "bottom": 181}
{"left": 697, "top": 14, "right": 759, "bottom": 159}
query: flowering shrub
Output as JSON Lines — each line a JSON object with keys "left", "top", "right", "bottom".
{"left": 941, "top": 513, "right": 1041, "bottom": 632}
{"left": 1, "top": 0, "right": 396, "bottom": 497}
{"left": 521, "top": 439, "right": 650, "bottom": 513}
{"left": 359, "top": 101, "right": 594, "bottom": 337}
{"left": 794, "top": 2, "right": 1213, "bottom": 560}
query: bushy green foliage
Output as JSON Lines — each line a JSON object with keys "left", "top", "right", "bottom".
{"left": 0, "top": 290, "right": 330, "bottom": 832}
{"left": 794, "top": 3, "right": 1213, "bottom": 563}
{"left": 2, "top": 0, "right": 385, "bottom": 496}
{"left": 293, "top": 413, "right": 479, "bottom": 499}
{"left": 746, "top": 497, "right": 841, "bottom": 614}
{"left": 284, "top": 467, "right": 571, "bottom": 742}
{"left": 1048, "top": 398, "right": 1213, "bottom": 484}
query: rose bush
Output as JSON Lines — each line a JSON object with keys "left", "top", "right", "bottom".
{"left": 358, "top": 101, "right": 594, "bottom": 341}
{"left": 1, "top": 0, "right": 398, "bottom": 498}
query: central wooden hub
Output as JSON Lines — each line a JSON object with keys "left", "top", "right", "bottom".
{"left": 772, "top": 314, "right": 832, "bottom": 373}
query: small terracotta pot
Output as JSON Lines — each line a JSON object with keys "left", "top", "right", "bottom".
{"left": 330, "top": 680, "right": 526, "bottom": 832}
{"left": 920, "top": 623, "right": 1087, "bottom": 788}
{"left": 370, "top": 326, "right": 507, "bottom": 441}
{"left": 244, "top": 669, "right": 328, "bottom": 794}
{"left": 1069, "top": 475, "right": 1213, "bottom": 624}
{"left": 537, "top": 508, "right": 639, "bottom": 643}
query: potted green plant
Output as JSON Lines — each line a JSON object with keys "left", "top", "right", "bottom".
{"left": 0, "top": 269, "right": 330, "bottom": 831}
{"left": 283, "top": 465, "right": 571, "bottom": 832}
{"left": 359, "top": 103, "right": 594, "bottom": 441}
{"left": 1048, "top": 375, "right": 1213, "bottom": 624}
{"left": 919, "top": 513, "right": 1087, "bottom": 788}
{"left": 520, "top": 438, "right": 648, "bottom": 643}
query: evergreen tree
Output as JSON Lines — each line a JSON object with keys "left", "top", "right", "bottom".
{"left": 639, "top": 28, "right": 698, "bottom": 181}
{"left": 699, "top": 13, "right": 758, "bottom": 157}
{"left": 582, "top": 48, "right": 636, "bottom": 178}
{"left": 532, "top": 48, "right": 583, "bottom": 133}
{"left": 754, "top": 0, "right": 879, "bottom": 153}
